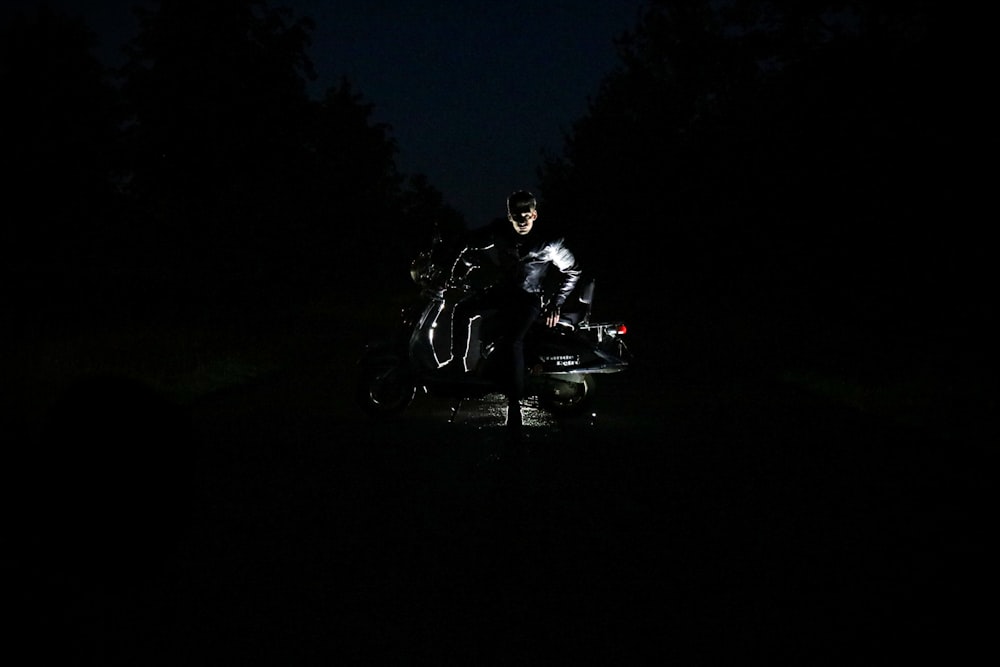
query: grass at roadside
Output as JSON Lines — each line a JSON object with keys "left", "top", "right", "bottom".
{"left": 2, "top": 276, "right": 418, "bottom": 430}
{"left": 4, "top": 318, "right": 281, "bottom": 425}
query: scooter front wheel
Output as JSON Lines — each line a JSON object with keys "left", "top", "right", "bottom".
{"left": 356, "top": 359, "right": 417, "bottom": 418}
{"left": 538, "top": 374, "right": 594, "bottom": 415}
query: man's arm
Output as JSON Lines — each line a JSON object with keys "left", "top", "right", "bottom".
{"left": 549, "top": 240, "right": 581, "bottom": 306}
{"left": 545, "top": 239, "right": 582, "bottom": 326}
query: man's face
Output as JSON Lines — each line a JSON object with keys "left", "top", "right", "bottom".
{"left": 508, "top": 206, "right": 537, "bottom": 235}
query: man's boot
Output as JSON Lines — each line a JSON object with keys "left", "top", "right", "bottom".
{"left": 505, "top": 400, "right": 522, "bottom": 427}
{"left": 504, "top": 401, "right": 526, "bottom": 456}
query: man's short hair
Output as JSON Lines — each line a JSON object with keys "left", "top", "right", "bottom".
{"left": 507, "top": 190, "right": 537, "bottom": 213}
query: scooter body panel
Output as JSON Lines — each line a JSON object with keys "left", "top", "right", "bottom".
{"left": 357, "top": 242, "right": 631, "bottom": 419}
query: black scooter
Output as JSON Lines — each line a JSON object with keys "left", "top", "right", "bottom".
{"left": 356, "top": 234, "right": 631, "bottom": 421}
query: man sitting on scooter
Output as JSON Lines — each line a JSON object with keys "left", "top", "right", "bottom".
{"left": 437, "top": 190, "right": 581, "bottom": 430}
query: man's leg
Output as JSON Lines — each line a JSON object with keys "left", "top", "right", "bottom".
{"left": 503, "top": 295, "right": 542, "bottom": 431}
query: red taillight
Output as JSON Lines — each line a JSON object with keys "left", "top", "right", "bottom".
{"left": 617, "top": 324, "right": 627, "bottom": 335}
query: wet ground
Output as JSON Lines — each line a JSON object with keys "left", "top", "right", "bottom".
{"left": 5, "top": 337, "right": 990, "bottom": 665}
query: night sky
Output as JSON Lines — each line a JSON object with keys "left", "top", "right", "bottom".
{"left": 4, "top": 0, "right": 647, "bottom": 227}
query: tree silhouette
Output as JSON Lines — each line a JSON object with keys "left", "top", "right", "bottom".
{"left": 1, "top": 6, "right": 124, "bottom": 275}
{"left": 3, "top": 0, "right": 464, "bottom": 314}
{"left": 114, "top": 0, "right": 465, "bottom": 297}
{"left": 539, "top": 0, "right": 976, "bottom": 328}
{"left": 117, "top": 0, "right": 318, "bottom": 283}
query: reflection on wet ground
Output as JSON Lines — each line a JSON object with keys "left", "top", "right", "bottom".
{"left": 439, "top": 392, "right": 568, "bottom": 428}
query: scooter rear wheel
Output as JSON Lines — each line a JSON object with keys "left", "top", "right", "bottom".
{"left": 539, "top": 374, "right": 594, "bottom": 415}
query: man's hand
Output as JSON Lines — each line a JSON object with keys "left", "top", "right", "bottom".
{"left": 544, "top": 306, "right": 561, "bottom": 328}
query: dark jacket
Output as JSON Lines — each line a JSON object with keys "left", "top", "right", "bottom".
{"left": 450, "top": 221, "right": 582, "bottom": 308}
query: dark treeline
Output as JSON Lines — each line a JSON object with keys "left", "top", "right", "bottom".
{"left": 1, "top": 0, "right": 989, "bottom": 336}
{"left": 539, "top": 0, "right": 988, "bottom": 335}
{"left": 1, "top": 0, "right": 465, "bottom": 314}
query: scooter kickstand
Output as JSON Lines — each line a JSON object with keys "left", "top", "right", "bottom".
{"left": 449, "top": 399, "right": 464, "bottom": 423}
